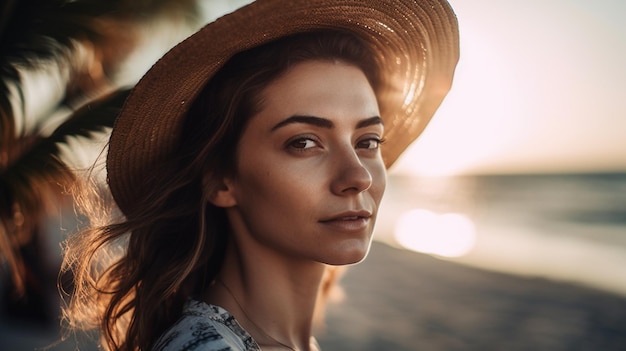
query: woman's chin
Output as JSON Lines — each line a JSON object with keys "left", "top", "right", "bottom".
{"left": 322, "top": 241, "right": 372, "bottom": 266}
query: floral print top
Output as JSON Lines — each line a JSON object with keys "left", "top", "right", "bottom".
{"left": 152, "top": 300, "right": 261, "bottom": 351}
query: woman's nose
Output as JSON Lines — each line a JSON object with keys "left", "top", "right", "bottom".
{"left": 330, "top": 148, "right": 373, "bottom": 195}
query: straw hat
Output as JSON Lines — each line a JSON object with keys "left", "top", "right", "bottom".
{"left": 107, "top": 0, "right": 459, "bottom": 215}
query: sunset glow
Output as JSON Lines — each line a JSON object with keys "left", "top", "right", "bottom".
{"left": 390, "top": 0, "right": 626, "bottom": 176}
{"left": 394, "top": 209, "right": 476, "bottom": 258}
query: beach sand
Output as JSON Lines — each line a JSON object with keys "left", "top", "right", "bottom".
{"left": 2, "top": 241, "right": 625, "bottom": 350}
{"left": 317, "top": 242, "right": 626, "bottom": 351}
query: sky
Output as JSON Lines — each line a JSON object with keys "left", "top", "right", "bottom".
{"left": 391, "top": 0, "right": 626, "bottom": 176}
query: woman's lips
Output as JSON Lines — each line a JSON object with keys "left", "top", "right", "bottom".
{"left": 319, "top": 212, "right": 372, "bottom": 232}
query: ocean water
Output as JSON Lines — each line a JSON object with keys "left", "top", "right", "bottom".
{"left": 376, "top": 173, "right": 626, "bottom": 296}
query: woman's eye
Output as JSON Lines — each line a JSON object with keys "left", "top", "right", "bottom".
{"left": 289, "top": 137, "right": 318, "bottom": 150}
{"left": 356, "top": 138, "right": 383, "bottom": 150}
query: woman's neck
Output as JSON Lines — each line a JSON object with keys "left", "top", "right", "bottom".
{"left": 204, "top": 238, "right": 326, "bottom": 351}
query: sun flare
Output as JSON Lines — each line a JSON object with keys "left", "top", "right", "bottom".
{"left": 394, "top": 209, "right": 476, "bottom": 258}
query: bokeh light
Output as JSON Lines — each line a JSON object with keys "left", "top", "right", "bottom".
{"left": 394, "top": 209, "right": 476, "bottom": 258}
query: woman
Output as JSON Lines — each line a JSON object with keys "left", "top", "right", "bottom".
{"left": 62, "top": 1, "right": 459, "bottom": 350}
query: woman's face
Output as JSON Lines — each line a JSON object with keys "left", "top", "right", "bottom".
{"left": 223, "top": 60, "right": 386, "bottom": 265}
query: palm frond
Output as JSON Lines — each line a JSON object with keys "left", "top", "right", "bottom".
{"left": 0, "top": 0, "right": 198, "bottom": 293}
{"left": 0, "top": 0, "right": 199, "bottom": 131}
{"left": 3, "top": 88, "right": 129, "bottom": 184}
{"left": 0, "top": 88, "right": 130, "bottom": 291}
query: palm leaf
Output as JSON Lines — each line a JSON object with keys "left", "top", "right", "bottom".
{"left": 0, "top": 88, "right": 130, "bottom": 291}
{"left": 0, "top": 0, "right": 199, "bottom": 133}
{"left": 1, "top": 0, "right": 199, "bottom": 293}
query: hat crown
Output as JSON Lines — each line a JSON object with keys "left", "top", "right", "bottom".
{"left": 107, "top": 0, "right": 459, "bottom": 216}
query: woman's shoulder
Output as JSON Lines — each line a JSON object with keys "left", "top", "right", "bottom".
{"left": 152, "top": 300, "right": 260, "bottom": 351}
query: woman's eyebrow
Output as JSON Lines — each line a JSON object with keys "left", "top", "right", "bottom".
{"left": 271, "top": 115, "right": 333, "bottom": 131}
{"left": 355, "top": 116, "right": 383, "bottom": 129}
{"left": 271, "top": 115, "right": 383, "bottom": 131}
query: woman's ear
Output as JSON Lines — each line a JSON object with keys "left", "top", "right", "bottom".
{"left": 203, "top": 174, "right": 237, "bottom": 208}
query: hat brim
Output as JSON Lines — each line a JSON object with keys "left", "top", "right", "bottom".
{"left": 107, "top": 0, "right": 459, "bottom": 214}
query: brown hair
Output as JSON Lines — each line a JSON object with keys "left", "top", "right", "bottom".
{"left": 62, "top": 30, "right": 382, "bottom": 351}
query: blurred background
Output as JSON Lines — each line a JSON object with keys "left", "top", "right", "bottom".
{"left": 1, "top": 0, "right": 625, "bottom": 350}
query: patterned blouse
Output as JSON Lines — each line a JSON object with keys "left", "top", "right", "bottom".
{"left": 152, "top": 300, "right": 261, "bottom": 351}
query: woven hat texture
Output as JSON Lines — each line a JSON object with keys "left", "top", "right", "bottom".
{"left": 107, "top": 0, "right": 460, "bottom": 215}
